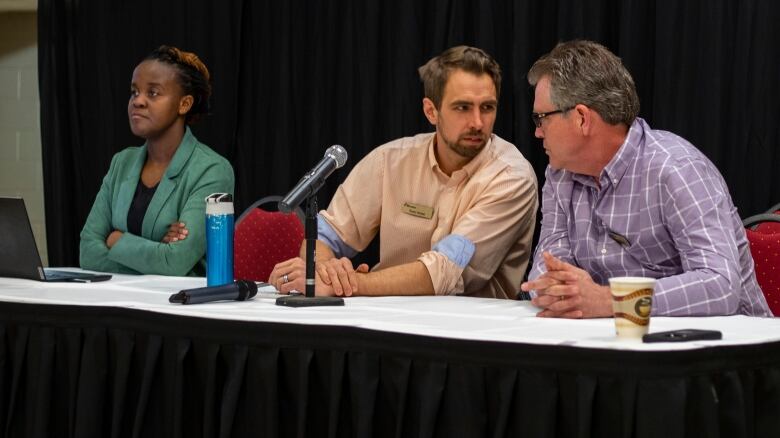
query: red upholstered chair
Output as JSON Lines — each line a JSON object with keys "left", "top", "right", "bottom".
{"left": 743, "top": 214, "right": 780, "bottom": 316}
{"left": 234, "top": 196, "right": 304, "bottom": 282}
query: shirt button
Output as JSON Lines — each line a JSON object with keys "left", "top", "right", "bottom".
{"left": 601, "top": 248, "right": 607, "bottom": 254}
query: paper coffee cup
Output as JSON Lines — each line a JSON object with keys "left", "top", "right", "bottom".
{"left": 608, "top": 277, "right": 655, "bottom": 340}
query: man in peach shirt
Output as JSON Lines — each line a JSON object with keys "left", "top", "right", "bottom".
{"left": 269, "top": 46, "right": 537, "bottom": 299}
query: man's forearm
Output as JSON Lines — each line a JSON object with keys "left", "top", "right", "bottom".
{"left": 300, "top": 239, "right": 435, "bottom": 296}
{"left": 355, "top": 261, "right": 434, "bottom": 296}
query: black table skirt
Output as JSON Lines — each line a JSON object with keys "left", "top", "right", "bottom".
{"left": 1, "top": 302, "right": 779, "bottom": 438}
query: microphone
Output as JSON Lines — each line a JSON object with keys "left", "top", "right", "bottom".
{"left": 279, "top": 145, "right": 348, "bottom": 213}
{"left": 169, "top": 280, "right": 258, "bottom": 305}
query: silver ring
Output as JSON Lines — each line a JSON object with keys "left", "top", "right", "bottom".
{"left": 283, "top": 274, "right": 289, "bottom": 283}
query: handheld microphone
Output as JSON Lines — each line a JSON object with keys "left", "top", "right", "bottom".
{"left": 169, "top": 280, "right": 258, "bottom": 305}
{"left": 279, "top": 145, "right": 348, "bottom": 213}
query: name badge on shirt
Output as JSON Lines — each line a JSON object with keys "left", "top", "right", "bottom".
{"left": 401, "top": 202, "right": 434, "bottom": 219}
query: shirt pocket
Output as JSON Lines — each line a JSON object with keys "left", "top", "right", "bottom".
{"left": 384, "top": 205, "right": 439, "bottom": 253}
{"left": 622, "top": 240, "right": 667, "bottom": 273}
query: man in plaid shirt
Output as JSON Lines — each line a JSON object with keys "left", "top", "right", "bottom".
{"left": 520, "top": 40, "right": 770, "bottom": 318}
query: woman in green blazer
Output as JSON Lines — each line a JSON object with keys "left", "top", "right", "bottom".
{"left": 80, "top": 46, "right": 234, "bottom": 276}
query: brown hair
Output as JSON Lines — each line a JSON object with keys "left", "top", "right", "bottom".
{"left": 418, "top": 46, "right": 501, "bottom": 109}
{"left": 145, "top": 45, "right": 212, "bottom": 124}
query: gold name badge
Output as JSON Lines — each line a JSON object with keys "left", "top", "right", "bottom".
{"left": 401, "top": 202, "right": 434, "bottom": 219}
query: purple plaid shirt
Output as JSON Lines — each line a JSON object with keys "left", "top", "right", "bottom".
{"left": 530, "top": 118, "right": 771, "bottom": 317}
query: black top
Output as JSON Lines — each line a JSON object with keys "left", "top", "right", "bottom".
{"left": 127, "top": 180, "right": 158, "bottom": 236}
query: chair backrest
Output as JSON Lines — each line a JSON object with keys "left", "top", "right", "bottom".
{"left": 759, "top": 202, "right": 780, "bottom": 233}
{"left": 745, "top": 227, "right": 780, "bottom": 317}
{"left": 743, "top": 202, "right": 780, "bottom": 234}
{"left": 743, "top": 213, "right": 780, "bottom": 234}
{"left": 234, "top": 196, "right": 304, "bottom": 282}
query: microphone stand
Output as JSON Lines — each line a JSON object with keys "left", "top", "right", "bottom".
{"left": 276, "top": 195, "right": 344, "bottom": 307}
{"left": 304, "top": 195, "right": 317, "bottom": 297}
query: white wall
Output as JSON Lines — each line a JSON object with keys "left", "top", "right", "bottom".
{"left": 0, "top": 0, "right": 35, "bottom": 12}
{"left": 0, "top": 12, "right": 46, "bottom": 265}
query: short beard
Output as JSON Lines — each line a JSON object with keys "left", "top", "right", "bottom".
{"left": 446, "top": 133, "right": 487, "bottom": 159}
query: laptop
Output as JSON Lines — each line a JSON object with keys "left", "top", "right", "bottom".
{"left": 0, "top": 197, "right": 111, "bottom": 282}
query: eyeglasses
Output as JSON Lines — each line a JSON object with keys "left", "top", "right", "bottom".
{"left": 531, "top": 107, "right": 573, "bottom": 128}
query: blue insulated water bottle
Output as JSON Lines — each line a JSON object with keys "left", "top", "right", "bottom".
{"left": 205, "top": 193, "right": 234, "bottom": 286}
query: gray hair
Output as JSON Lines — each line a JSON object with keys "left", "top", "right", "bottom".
{"left": 527, "top": 40, "right": 639, "bottom": 125}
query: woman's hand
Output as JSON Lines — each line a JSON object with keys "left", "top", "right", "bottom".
{"left": 162, "top": 221, "right": 188, "bottom": 243}
{"left": 106, "top": 230, "right": 123, "bottom": 248}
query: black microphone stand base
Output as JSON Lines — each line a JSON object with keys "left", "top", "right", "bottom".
{"left": 275, "top": 195, "right": 345, "bottom": 308}
{"left": 276, "top": 295, "right": 345, "bottom": 307}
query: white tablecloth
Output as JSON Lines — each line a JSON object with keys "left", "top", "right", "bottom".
{"left": 1, "top": 270, "right": 778, "bottom": 351}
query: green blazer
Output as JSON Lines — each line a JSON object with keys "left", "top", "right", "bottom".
{"left": 79, "top": 128, "right": 234, "bottom": 276}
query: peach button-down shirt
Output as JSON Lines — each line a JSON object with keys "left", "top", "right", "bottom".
{"left": 320, "top": 132, "right": 538, "bottom": 299}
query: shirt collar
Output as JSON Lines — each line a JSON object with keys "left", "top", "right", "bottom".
{"left": 600, "top": 118, "right": 645, "bottom": 187}
{"left": 140, "top": 126, "right": 197, "bottom": 180}
{"left": 569, "top": 118, "right": 645, "bottom": 188}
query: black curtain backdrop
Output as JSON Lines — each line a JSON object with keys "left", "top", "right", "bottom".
{"left": 38, "top": 0, "right": 780, "bottom": 268}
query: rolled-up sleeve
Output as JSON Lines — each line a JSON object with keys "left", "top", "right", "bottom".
{"left": 423, "top": 165, "right": 538, "bottom": 296}
{"left": 418, "top": 234, "right": 475, "bottom": 295}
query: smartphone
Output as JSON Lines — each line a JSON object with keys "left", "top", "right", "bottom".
{"left": 642, "top": 329, "right": 722, "bottom": 343}
{"left": 275, "top": 296, "right": 344, "bottom": 307}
